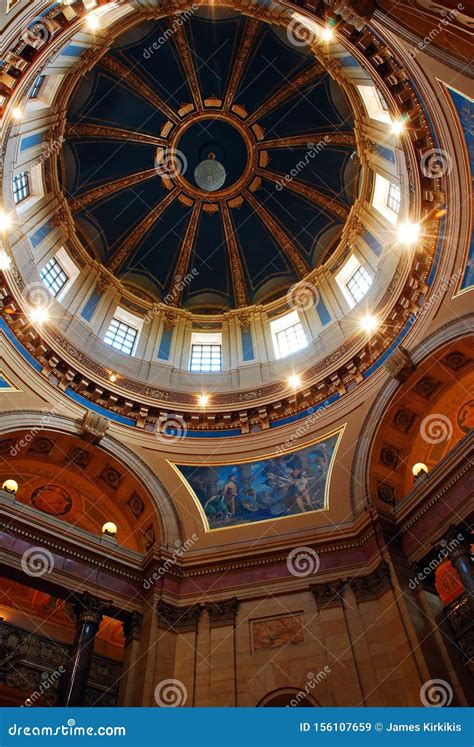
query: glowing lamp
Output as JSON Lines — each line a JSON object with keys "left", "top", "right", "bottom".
{"left": 102, "top": 521, "right": 117, "bottom": 537}
{"left": 30, "top": 307, "right": 49, "bottom": 324}
{"left": 288, "top": 374, "right": 301, "bottom": 389}
{"left": 359, "top": 314, "right": 378, "bottom": 334}
{"left": 0, "top": 250, "right": 11, "bottom": 271}
{"left": 198, "top": 394, "right": 209, "bottom": 407}
{"left": 2, "top": 479, "right": 18, "bottom": 495}
{"left": 397, "top": 222, "right": 420, "bottom": 246}
{"left": 412, "top": 462, "right": 428, "bottom": 477}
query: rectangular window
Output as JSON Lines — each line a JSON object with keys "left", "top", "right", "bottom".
{"left": 104, "top": 318, "right": 138, "bottom": 356}
{"left": 387, "top": 182, "right": 401, "bottom": 214}
{"left": 40, "top": 257, "right": 68, "bottom": 298}
{"left": 275, "top": 321, "right": 308, "bottom": 359}
{"left": 346, "top": 266, "right": 373, "bottom": 305}
{"left": 13, "top": 171, "right": 29, "bottom": 204}
{"left": 29, "top": 75, "right": 45, "bottom": 99}
{"left": 190, "top": 344, "right": 222, "bottom": 372}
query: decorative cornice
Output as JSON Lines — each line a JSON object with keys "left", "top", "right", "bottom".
{"left": 310, "top": 580, "right": 346, "bottom": 608}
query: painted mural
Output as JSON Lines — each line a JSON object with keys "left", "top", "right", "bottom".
{"left": 173, "top": 430, "right": 341, "bottom": 529}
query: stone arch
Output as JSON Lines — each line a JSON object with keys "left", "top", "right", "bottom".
{"left": 351, "top": 315, "right": 474, "bottom": 511}
{"left": 0, "top": 409, "right": 182, "bottom": 549}
{"left": 257, "top": 687, "right": 320, "bottom": 707}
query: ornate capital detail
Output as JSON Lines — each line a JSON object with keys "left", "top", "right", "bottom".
{"left": 310, "top": 580, "right": 346, "bottom": 608}
{"left": 384, "top": 345, "right": 415, "bottom": 382}
{"left": 326, "top": 0, "right": 376, "bottom": 31}
{"left": 441, "top": 526, "right": 472, "bottom": 564}
{"left": 206, "top": 598, "right": 239, "bottom": 627}
{"left": 162, "top": 309, "right": 178, "bottom": 332}
{"left": 350, "top": 561, "right": 392, "bottom": 601}
{"left": 123, "top": 611, "right": 143, "bottom": 644}
{"left": 72, "top": 592, "right": 111, "bottom": 626}
{"left": 157, "top": 601, "right": 201, "bottom": 633}
{"left": 237, "top": 311, "right": 251, "bottom": 333}
{"left": 80, "top": 411, "right": 110, "bottom": 444}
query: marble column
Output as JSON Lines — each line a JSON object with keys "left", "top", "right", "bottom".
{"left": 59, "top": 592, "right": 111, "bottom": 706}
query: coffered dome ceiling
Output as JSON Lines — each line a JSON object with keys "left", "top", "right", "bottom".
{"left": 61, "top": 8, "right": 357, "bottom": 312}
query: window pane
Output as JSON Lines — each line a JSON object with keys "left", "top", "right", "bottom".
{"left": 39, "top": 257, "right": 69, "bottom": 298}
{"left": 12, "top": 172, "right": 30, "bottom": 204}
{"left": 346, "top": 266, "right": 373, "bottom": 304}
{"left": 104, "top": 318, "right": 138, "bottom": 356}
{"left": 190, "top": 344, "right": 222, "bottom": 372}
{"left": 275, "top": 322, "right": 308, "bottom": 359}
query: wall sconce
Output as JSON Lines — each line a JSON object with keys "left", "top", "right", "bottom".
{"left": 2, "top": 479, "right": 18, "bottom": 495}
{"left": 412, "top": 463, "right": 428, "bottom": 482}
{"left": 101, "top": 521, "right": 117, "bottom": 538}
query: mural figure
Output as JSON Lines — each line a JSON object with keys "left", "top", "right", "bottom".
{"left": 174, "top": 432, "right": 340, "bottom": 529}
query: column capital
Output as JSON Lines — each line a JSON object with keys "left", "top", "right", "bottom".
{"left": 441, "top": 526, "right": 471, "bottom": 563}
{"left": 123, "top": 611, "right": 143, "bottom": 645}
{"left": 157, "top": 601, "right": 201, "bottom": 633}
{"left": 71, "top": 592, "right": 111, "bottom": 626}
{"left": 350, "top": 561, "right": 392, "bottom": 601}
{"left": 206, "top": 598, "right": 239, "bottom": 627}
{"left": 310, "top": 580, "right": 346, "bottom": 608}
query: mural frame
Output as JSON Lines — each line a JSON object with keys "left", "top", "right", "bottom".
{"left": 168, "top": 425, "right": 345, "bottom": 532}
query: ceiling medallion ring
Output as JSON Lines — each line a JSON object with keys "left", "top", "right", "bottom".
{"left": 166, "top": 110, "right": 257, "bottom": 200}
